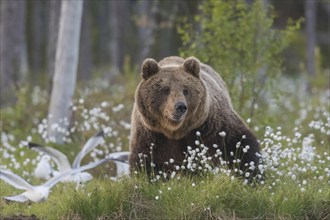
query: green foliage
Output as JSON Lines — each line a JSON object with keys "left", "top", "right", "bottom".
{"left": 178, "top": 0, "right": 301, "bottom": 118}
{"left": 61, "top": 179, "right": 134, "bottom": 219}
{"left": 2, "top": 174, "right": 329, "bottom": 219}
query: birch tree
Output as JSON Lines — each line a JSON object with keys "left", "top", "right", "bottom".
{"left": 48, "top": 0, "right": 83, "bottom": 143}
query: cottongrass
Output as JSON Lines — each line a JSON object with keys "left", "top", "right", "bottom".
{"left": 0, "top": 90, "right": 131, "bottom": 179}
{"left": 1, "top": 80, "right": 329, "bottom": 219}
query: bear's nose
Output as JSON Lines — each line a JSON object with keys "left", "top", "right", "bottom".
{"left": 175, "top": 102, "right": 187, "bottom": 114}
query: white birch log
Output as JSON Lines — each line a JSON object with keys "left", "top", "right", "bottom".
{"left": 48, "top": 0, "right": 83, "bottom": 143}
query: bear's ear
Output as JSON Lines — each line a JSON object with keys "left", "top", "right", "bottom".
{"left": 183, "top": 57, "right": 200, "bottom": 78}
{"left": 141, "top": 58, "right": 159, "bottom": 80}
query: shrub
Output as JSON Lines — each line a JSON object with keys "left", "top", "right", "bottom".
{"left": 178, "top": 0, "right": 301, "bottom": 118}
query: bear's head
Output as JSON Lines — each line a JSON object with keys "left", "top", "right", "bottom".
{"left": 135, "top": 57, "right": 210, "bottom": 139}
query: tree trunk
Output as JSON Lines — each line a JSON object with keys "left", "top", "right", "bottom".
{"left": 109, "top": 1, "right": 129, "bottom": 77}
{"left": 28, "top": 1, "right": 46, "bottom": 74}
{"left": 0, "top": 0, "right": 27, "bottom": 107}
{"left": 305, "top": 0, "right": 317, "bottom": 77}
{"left": 17, "top": 2, "right": 28, "bottom": 83}
{"left": 135, "top": 0, "right": 159, "bottom": 64}
{"left": 95, "top": 1, "right": 110, "bottom": 66}
{"left": 48, "top": 0, "right": 83, "bottom": 143}
{"left": 78, "top": 0, "right": 93, "bottom": 80}
{"left": 158, "top": 1, "right": 178, "bottom": 59}
{"left": 47, "top": 0, "right": 61, "bottom": 79}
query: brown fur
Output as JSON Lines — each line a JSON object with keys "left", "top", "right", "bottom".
{"left": 129, "top": 56, "right": 262, "bottom": 180}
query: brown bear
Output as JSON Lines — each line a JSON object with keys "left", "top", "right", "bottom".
{"left": 129, "top": 56, "right": 263, "bottom": 181}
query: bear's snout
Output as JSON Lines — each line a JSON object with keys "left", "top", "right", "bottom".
{"left": 175, "top": 102, "right": 187, "bottom": 114}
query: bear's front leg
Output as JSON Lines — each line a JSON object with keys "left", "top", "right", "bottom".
{"left": 129, "top": 125, "right": 157, "bottom": 177}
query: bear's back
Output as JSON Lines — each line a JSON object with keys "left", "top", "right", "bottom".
{"left": 200, "top": 63, "right": 233, "bottom": 110}
{"left": 158, "top": 56, "right": 184, "bottom": 67}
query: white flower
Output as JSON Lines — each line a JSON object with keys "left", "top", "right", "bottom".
{"left": 294, "top": 131, "right": 302, "bottom": 139}
{"left": 196, "top": 131, "right": 201, "bottom": 136}
{"left": 112, "top": 104, "right": 124, "bottom": 112}
{"left": 170, "top": 171, "right": 176, "bottom": 179}
{"left": 299, "top": 137, "right": 315, "bottom": 162}
{"left": 101, "top": 101, "right": 109, "bottom": 107}
{"left": 219, "top": 131, "right": 226, "bottom": 137}
{"left": 27, "top": 136, "right": 32, "bottom": 142}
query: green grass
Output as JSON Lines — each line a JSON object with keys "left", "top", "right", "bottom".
{"left": 1, "top": 73, "right": 329, "bottom": 219}
{"left": 1, "top": 174, "right": 328, "bottom": 219}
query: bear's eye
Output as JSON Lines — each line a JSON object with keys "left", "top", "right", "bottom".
{"left": 183, "top": 88, "right": 189, "bottom": 96}
{"left": 163, "top": 88, "right": 170, "bottom": 95}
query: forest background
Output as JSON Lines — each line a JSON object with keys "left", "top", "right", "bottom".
{"left": 1, "top": 0, "right": 329, "bottom": 104}
{"left": 1, "top": 0, "right": 329, "bottom": 142}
